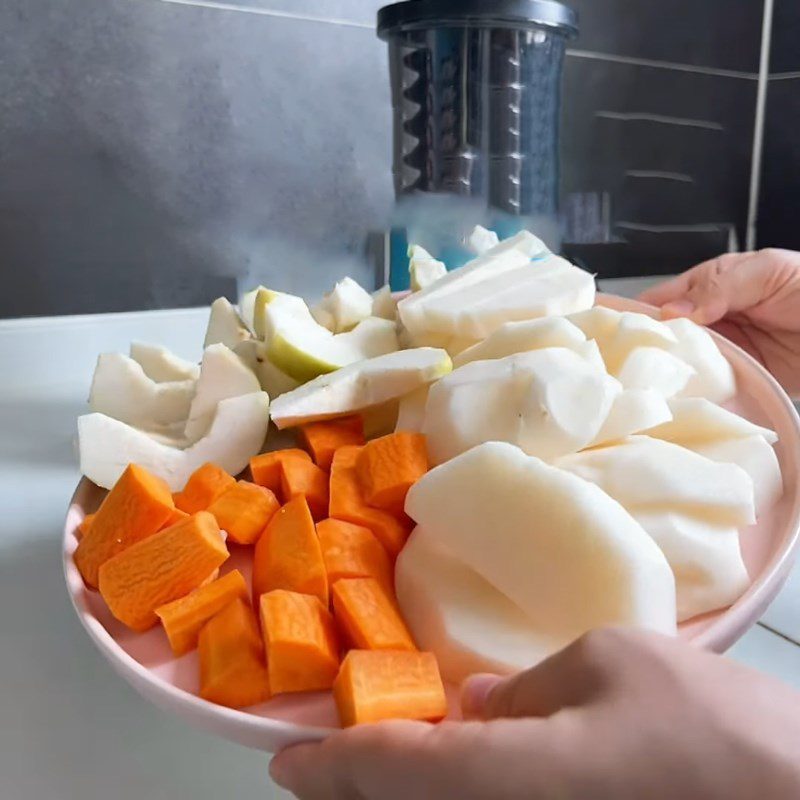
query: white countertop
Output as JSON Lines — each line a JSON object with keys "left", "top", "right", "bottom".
{"left": 1, "top": 304, "right": 798, "bottom": 800}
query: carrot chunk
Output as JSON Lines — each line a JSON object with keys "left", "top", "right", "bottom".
{"left": 98, "top": 511, "right": 229, "bottom": 631}
{"left": 250, "top": 449, "right": 311, "bottom": 496}
{"left": 156, "top": 570, "right": 249, "bottom": 656}
{"left": 252, "top": 496, "right": 328, "bottom": 606}
{"left": 199, "top": 599, "right": 271, "bottom": 708}
{"left": 280, "top": 459, "right": 329, "bottom": 521}
{"left": 76, "top": 513, "right": 96, "bottom": 541}
{"left": 160, "top": 507, "right": 190, "bottom": 529}
{"left": 318, "top": 519, "right": 393, "bottom": 594}
{"left": 356, "top": 432, "right": 429, "bottom": 516}
{"left": 75, "top": 464, "right": 175, "bottom": 588}
{"left": 329, "top": 447, "right": 410, "bottom": 559}
{"left": 333, "top": 650, "right": 447, "bottom": 727}
{"left": 173, "top": 463, "right": 235, "bottom": 514}
{"left": 299, "top": 416, "right": 365, "bottom": 471}
{"left": 332, "top": 578, "right": 416, "bottom": 652}
{"left": 206, "top": 480, "right": 279, "bottom": 545}
{"left": 260, "top": 590, "right": 340, "bottom": 694}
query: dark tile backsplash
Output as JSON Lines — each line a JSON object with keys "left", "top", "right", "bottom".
{"left": 0, "top": 0, "right": 785, "bottom": 316}
{"left": 770, "top": 0, "right": 800, "bottom": 74}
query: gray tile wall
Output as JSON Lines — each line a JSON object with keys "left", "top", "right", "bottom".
{"left": 0, "top": 0, "right": 771, "bottom": 316}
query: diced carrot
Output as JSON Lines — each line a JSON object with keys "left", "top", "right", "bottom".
{"left": 250, "top": 449, "right": 311, "bottom": 496}
{"left": 156, "top": 570, "right": 249, "bottom": 656}
{"left": 76, "top": 513, "right": 96, "bottom": 541}
{"left": 160, "top": 507, "right": 190, "bottom": 529}
{"left": 98, "top": 511, "right": 229, "bottom": 631}
{"left": 332, "top": 578, "right": 416, "bottom": 652}
{"left": 298, "top": 416, "right": 365, "bottom": 471}
{"left": 356, "top": 433, "right": 429, "bottom": 516}
{"left": 252, "top": 497, "right": 328, "bottom": 606}
{"left": 333, "top": 650, "right": 447, "bottom": 727}
{"left": 329, "top": 447, "right": 410, "bottom": 559}
{"left": 74, "top": 464, "right": 175, "bottom": 588}
{"left": 280, "top": 459, "right": 329, "bottom": 521}
{"left": 199, "top": 599, "right": 271, "bottom": 708}
{"left": 317, "top": 519, "right": 393, "bottom": 594}
{"left": 173, "top": 463, "right": 235, "bottom": 514}
{"left": 260, "top": 590, "right": 340, "bottom": 694}
{"left": 206, "top": 480, "right": 280, "bottom": 545}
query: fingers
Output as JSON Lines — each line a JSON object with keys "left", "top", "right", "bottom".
{"left": 638, "top": 270, "right": 692, "bottom": 308}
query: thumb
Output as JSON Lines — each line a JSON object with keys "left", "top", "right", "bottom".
{"left": 661, "top": 252, "right": 777, "bottom": 326}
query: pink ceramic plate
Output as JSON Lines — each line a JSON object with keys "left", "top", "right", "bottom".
{"left": 62, "top": 295, "right": 800, "bottom": 752}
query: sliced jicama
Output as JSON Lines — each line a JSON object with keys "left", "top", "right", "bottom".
{"left": 615, "top": 346, "right": 695, "bottom": 399}
{"left": 590, "top": 389, "right": 672, "bottom": 447}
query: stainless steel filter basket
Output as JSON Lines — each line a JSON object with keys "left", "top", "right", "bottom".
{"left": 378, "top": 0, "right": 578, "bottom": 218}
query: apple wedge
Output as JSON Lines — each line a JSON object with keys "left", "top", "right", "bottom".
{"left": 129, "top": 342, "right": 199, "bottom": 383}
{"left": 408, "top": 245, "right": 447, "bottom": 291}
{"left": 203, "top": 297, "right": 251, "bottom": 350}
{"left": 372, "top": 285, "right": 398, "bottom": 321}
{"left": 311, "top": 276, "right": 373, "bottom": 333}
{"left": 233, "top": 339, "right": 299, "bottom": 399}
{"left": 269, "top": 347, "right": 451, "bottom": 429}
{"left": 395, "top": 386, "right": 431, "bottom": 433}
{"left": 615, "top": 346, "right": 695, "bottom": 398}
{"left": 466, "top": 224, "right": 500, "bottom": 255}
{"left": 79, "top": 391, "right": 270, "bottom": 491}
{"left": 590, "top": 389, "right": 672, "bottom": 447}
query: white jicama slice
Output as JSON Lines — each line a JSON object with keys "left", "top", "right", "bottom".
{"left": 567, "top": 306, "right": 620, "bottom": 346}
{"left": 396, "top": 531, "right": 552, "bottom": 683}
{"left": 647, "top": 397, "right": 778, "bottom": 445}
{"left": 183, "top": 344, "right": 261, "bottom": 442}
{"left": 79, "top": 391, "right": 270, "bottom": 491}
{"left": 269, "top": 347, "right": 452, "bottom": 429}
{"left": 419, "top": 256, "right": 596, "bottom": 340}
{"left": 453, "top": 316, "right": 587, "bottom": 368}
{"left": 467, "top": 224, "right": 500, "bottom": 255}
{"left": 403, "top": 442, "right": 676, "bottom": 651}
{"left": 395, "top": 385, "right": 431, "bottom": 433}
{"left": 89, "top": 353, "right": 195, "bottom": 430}
{"left": 601, "top": 312, "right": 678, "bottom": 372}
{"left": 633, "top": 511, "right": 750, "bottom": 622}
{"left": 558, "top": 436, "right": 756, "bottom": 527}
{"left": 690, "top": 436, "right": 783, "bottom": 516}
{"left": 615, "top": 346, "right": 695, "bottom": 398}
{"left": 590, "top": 389, "right": 672, "bottom": 447}
{"left": 423, "top": 347, "right": 621, "bottom": 465}
{"left": 268, "top": 312, "right": 399, "bottom": 384}
{"left": 665, "top": 317, "right": 736, "bottom": 403}
{"left": 233, "top": 340, "right": 299, "bottom": 399}
{"left": 372, "top": 285, "right": 398, "bottom": 321}
{"left": 311, "top": 276, "right": 373, "bottom": 333}
{"left": 398, "top": 231, "right": 544, "bottom": 337}
{"left": 129, "top": 342, "right": 199, "bottom": 383}
{"left": 203, "top": 297, "right": 251, "bottom": 350}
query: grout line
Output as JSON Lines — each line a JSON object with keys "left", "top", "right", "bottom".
{"left": 757, "top": 621, "right": 800, "bottom": 648}
{"left": 566, "top": 48, "right": 759, "bottom": 80}
{"left": 153, "top": 0, "right": 373, "bottom": 28}
{"left": 770, "top": 70, "right": 800, "bottom": 81}
{"left": 625, "top": 170, "right": 695, "bottom": 183}
{"left": 595, "top": 111, "right": 724, "bottom": 131}
{"left": 746, "top": 0, "right": 774, "bottom": 251}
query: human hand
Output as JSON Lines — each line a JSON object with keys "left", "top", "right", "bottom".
{"left": 638, "top": 249, "right": 800, "bottom": 397}
{"left": 269, "top": 628, "right": 800, "bottom": 799}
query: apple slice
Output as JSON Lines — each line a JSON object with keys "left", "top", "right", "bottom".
{"left": 372, "top": 285, "right": 398, "bottom": 321}
{"left": 395, "top": 386, "right": 431, "bottom": 433}
{"left": 403, "top": 442, "right": 676, "bottom": 660}
{"left": 601, "top": 312, "right": 678, "bottom": 372}
{"left": 665, "top": 318, "right": 736, "bottom": 403}
{"left": 183, "top": 344, "right": 261, "bottom": 442}
{"left": 632, "top": 511, "right": 749, "bottom": 622}
{"left": 90, "top": 353, "right": 195, "bottom": 430}
{"left": 590, "top": 389, "right": 672, "bottom": 447}
{"left": 129, "top": 342, "right": 199, "bottom": 383}
{"left": 269, "top": 347, "right": 452, "bottom": 429}
{"left": 203, "top": 297, "right": 251, "bottom": 350}
{"left": 453, "top": 316, "right": 587, "bottom": 368}
{"left": 79, "top": 391, "right": 270, "bottom": 491}
{"left": 466, "top": 224, "right": 500, "bottom": 255}
{"left": 615, "top": 346, "right": 695, "bottom": 398}
{"left": 422, "top": 347, "right": 621, "bottom": 465}
{"left": 409, "top": 245, "right": 448, "bottom": 291}
{"left": 558, "top": 436, "right": 756, "bottom": 527}
{"left": 233, "top": 339, "right": 299, "bottom": 399}
{"left": 312, "top": 276, "right": 373, "bottom": 333}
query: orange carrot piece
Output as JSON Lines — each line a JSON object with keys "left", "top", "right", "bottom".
{"left": 332, "top": 578, "right": 416, "bottom": 652}
{"left": 252, "top": 496, "right": 328, "bottom": 606}
{"left": 356, "top": 433, "right": 429, "bottom": 516}
{"left": 260, "top": 590, "right": 340, "bottom": 694}
{"left": 280, "top": 459, "right": 329, "bottom": 521}
{"left": 333, "top": 650, "right": 447, "bottom": 727}
{"left": 98, "top": 511, "right": 229, "bottom": 631}
{"left": 76, "top": 513, "right": 96, "bottom": 541}
{"left": 250, "top": 449, "right": 311, "bottom": 496}
{"left": 317, "top": 519, "right": 393, "bottom": 594}
{"left": 298, "top": 416, "right": 365, "bottom": 471}
{"left": 156, "top": 570, "right": 249, "bottom": 656}
{"left": 206, "top": 480, "right": 280, "bottom": 545}
{"left": 160, "top": 507, "right": 190, "bottom": 529}
{"left": 329, "top": 447, "right": 410, "bottom": 559}
{"left": 199, "top": 599, "right": 271, "bottom": 708}
{"left": 173, "top": 463, "right": 235, "bottom": 514}
{"left": 75, "top": 464, "right": 175, "bottom": 588}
